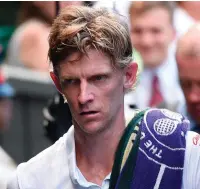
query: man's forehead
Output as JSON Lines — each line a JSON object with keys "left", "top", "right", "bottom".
{"left": 58, "top": 50, "right": 116, "bottom": 78}
{"left": 130, "top": 7, "right": 171, "bottom": 23}
{"left": 177, "top": 55, "right": 200, "bottom": 66}
{"left": 178, "top": 58, "right": 200, "bottom": 81}
{"left": 60, "top": 63, "right": 112, "bottom": 75}
{"left": 177, "top": 24, "right": 200, "bottom": 59}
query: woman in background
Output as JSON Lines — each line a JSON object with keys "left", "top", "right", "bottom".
{"left": 6, "top": 1, "right": 83, "bottom": 72}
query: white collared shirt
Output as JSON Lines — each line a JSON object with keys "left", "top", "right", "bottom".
{"left": 65, "top": 127, "right": 110, "bottom": 189}
{"left": 174, "top": 7, "right": 196, "bottom": 39}
{"left": 7, "top": 126, "right": 200, "bottom": 189}
{"left": 7, "top": 126, "right": 110, "bottom": 189}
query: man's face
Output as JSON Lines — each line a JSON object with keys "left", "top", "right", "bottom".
{"left": 57, "top": 50, "right": 129, "bottom": 135}
{"left": 130, "top": 7, "right": 174, "bottom": 68}
{"left": 177, "top": 56, "right": 200, "bottom": 124}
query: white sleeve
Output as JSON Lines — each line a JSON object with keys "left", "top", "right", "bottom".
{"left": 7, "top": 172, "right": 20, "bottom": 189}
{"left": 182, "top": 131, "right": 200, "bottom": 189}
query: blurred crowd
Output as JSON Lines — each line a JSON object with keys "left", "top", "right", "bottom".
{"left": 1, "top": 1, "right": 200, "bottom": 188}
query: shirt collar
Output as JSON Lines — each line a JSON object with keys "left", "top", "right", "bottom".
{"left": 66, "top": 126, "right": 111, "bottom": 187}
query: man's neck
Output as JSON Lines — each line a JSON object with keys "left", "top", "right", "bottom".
{"left": 74, "top": 113, "right": 125, "bottom": 185}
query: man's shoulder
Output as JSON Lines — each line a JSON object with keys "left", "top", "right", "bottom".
{"left": 183, "top": 131, "right": 200, "bottom": 188}
{"left": 13, "top": 132, "right": 72, "bottom": 188}
{"left": 129, "top": 108, "right": 188, "bottom": 124}
{"left": 7, "top": 172, "right": 20, "bottom": 189}
{"left": 21, "top": 132, "right": 69, "bottom": 168}
{"left": 142, "top": 108, "right": 189, "bottom": 124}
{"left": 142, "top": 108, "right": 190, "bottom": 136}
{"left": 144, "top": 108, "right": 185, "bottom": 118}
{"left": 28, "top": 133, "right": 67, "bottom": 160}
{"left": 126, "top": 108, "right": 188, "bottom": 127}
{"left": 141, "top": 108, "right": 200, "bottom": 153}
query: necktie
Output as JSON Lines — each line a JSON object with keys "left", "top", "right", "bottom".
{"left": 149, "top": 75, "right": 163, "bottom": 107}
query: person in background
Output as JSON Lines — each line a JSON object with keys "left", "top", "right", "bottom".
{"left": 176, "top": 23, "right": 200, "bottom": 133}
{"left": 125, "top": 1, "right": 184, "bottom": 119}
{"left": 6, "top": 1, "right": 88, "bottom": 143}
{"left": 7, "top": 6, "right": 200, "bottom": 189}
{"left": 6, "top": 1, "right": 83, "bottom": 72}
{"left": 174, "top": 1, "right": 200, "bottom": 38}
{"left": 0, "top": 70, "right": 16, "bottom": 189}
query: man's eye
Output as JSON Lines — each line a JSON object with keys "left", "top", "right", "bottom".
{"left": 62, "top": 79, "right": 77, "bottom": 86}
{"left": 180, "top": 81, "right": 191, "bottom": 90}
{"left": 132, "top": 28, "right": 142, "bottom": 35}
{"left": 151, "top": 28, "right": 161, "bottom": 34}
{"left": 95, "top": 75, "right": 107, "bottom": 81}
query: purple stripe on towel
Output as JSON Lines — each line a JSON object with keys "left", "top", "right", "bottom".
{"left": 130, "top": 109, "right": 189, "bottom": 189}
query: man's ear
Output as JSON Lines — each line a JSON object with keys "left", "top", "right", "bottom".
{"left": 123, "top": 62, "right": 138, "bottom": 90}
{"left": 50, "top": 71, "right": 63, "bottom": 94}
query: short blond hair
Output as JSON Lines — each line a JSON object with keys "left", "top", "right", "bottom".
{"left": 48, "top": 5, "right": 133, "bottom": 75}
{"left": 129, "top": 1, "right": 175, "bottom": 24}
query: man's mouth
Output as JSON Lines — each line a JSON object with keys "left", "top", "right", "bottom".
{"left": 80, "top": 111, "right": 98, "bottom": 115}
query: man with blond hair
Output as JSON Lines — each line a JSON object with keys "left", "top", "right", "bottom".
{"left": 8, "top": 5, "right": 200, "bottom": 189}
{"left": 176, "top": 23, "right": 200, "bottom": 133}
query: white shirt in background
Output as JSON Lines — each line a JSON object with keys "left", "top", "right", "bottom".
{"left": 173, "top": 7, "right": 196, "bottom": 39}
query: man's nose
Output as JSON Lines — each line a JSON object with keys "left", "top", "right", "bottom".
{"left": 78, "top": 81, "right": 94, "bottom": 105}
{"left": 188, "top": 85, "right": 200, "bottom": 103}
{"left": 141, "top": 32, "right": 153, "bottom": 47}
